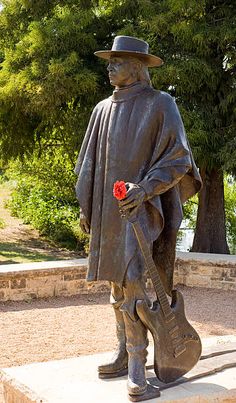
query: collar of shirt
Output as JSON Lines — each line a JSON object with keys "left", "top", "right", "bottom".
{"left": 111, "top": 81, "right": 148, "bottom": 103}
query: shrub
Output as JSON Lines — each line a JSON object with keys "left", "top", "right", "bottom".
{"left": 7, "top": 156, "right": 89, "bottom": 252}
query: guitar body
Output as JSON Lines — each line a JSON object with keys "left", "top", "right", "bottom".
{"left": 136, "top": 289, "right": 202, "bottom": 383}
{"left": 125, "top": 218, "right": 201, "bottom": 384}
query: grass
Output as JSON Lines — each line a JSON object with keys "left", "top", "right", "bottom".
{"left": 0, "top": 242, "right": 66, "bottom": 265}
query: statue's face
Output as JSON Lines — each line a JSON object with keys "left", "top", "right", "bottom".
{"left": 107, "top": 56, "right": 139, "bottom": 88}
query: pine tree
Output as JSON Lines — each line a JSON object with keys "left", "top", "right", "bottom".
{"left": 149, "top": 0, "right": 236, "bottom": 253}
{"left": 0, "top": 0, "right": 101, "bottom": 161}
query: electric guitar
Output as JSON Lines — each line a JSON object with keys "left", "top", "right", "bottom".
{"left": 128, "top": 214, "right": 202, "bottom": 384}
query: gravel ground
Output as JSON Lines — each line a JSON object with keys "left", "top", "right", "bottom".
{"left": 0, "top": 285, "right": 235, "bottom": 369}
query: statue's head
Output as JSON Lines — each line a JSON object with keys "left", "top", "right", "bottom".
{"left": 107, "top": 56, "right": 150, "bottom": 88}
{"left": 95, "top": 35, "right": 163, "bottom": 88}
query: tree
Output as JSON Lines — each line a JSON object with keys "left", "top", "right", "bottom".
{"left": 98, "top": 0, "right": 236, "bottom": 253}
{"left": 0, "top": 0, "right": 104, "bottom": 161}
{"left": 1, "top": 0, "right": 235, "bottom": 253}
{"left": 157, "top": 0, "right": 235, "bottom": 254}
{"left": 0, "top": 0, "right": 105, "bottom": 249}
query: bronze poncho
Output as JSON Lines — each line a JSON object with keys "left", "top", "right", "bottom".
{"left": 75, "top": 82, "right": 202, "bottom": 292}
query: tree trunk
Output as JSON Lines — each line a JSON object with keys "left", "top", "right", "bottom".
{"left": 191, "top": 167, "right": 230, "bottom": 254}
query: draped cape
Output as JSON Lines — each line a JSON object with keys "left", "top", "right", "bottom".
{"left": 75, "top": 82, "right": 202, "bottom": 293}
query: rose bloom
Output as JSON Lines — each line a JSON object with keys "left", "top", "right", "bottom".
{"left": 113, "top": 181, "right": 127, "bottom": 200}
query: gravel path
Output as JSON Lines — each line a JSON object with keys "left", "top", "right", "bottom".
{"left": 0, "top": 285, "right": 235, "bottom": 369}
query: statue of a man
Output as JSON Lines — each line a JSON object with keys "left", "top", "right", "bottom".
{"left": 75, "top": 36, "right": 201, "bottom": 398}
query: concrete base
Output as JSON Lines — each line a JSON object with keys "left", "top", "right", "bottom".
{"left": 1, "top": 336, "right": 236, "bottom": 403}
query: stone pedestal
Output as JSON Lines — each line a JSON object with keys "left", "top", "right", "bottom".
{"left": 1, "top": 336, "right": 236, "bottom": 403}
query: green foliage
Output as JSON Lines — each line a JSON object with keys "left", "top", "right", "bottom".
{"left": 0, "top": 1, "right": 104, "bottom": 251}
{"left": 182, "top": 195, "right": 198, "bottom": 227}
{"left": 96, "top": 0, "right": 236, "bottom": 173}
{"left": 0, "top": 0, "right": 235, "bottom": 252}
{"left": 0, "top": 0, "right": 110, "bottom": 251}
{"left": 6, "top": 154, "right": 89, "bottom": 251}
{"left": 0, "top": 0, "right": 102, "bottom": 161}
{"left": 151, "top": 2, "right": 235, "bottom": 173}
{"left": 0, "top": 167, "right": 7, "bottom": 184}
{"left": 96, "top": 0, "right": 236, "bottom": 253}
{"left": 224, "top": 177, "right": 236, "bottom": 253}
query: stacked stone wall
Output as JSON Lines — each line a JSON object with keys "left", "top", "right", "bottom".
{"left": 0, "top": 253, "right": 235, "bottom": 302}
{"left": 0, "top": 260, "right": 109, "bottom": 302}
{"left": 174, "top": 252, "right": 236, "bottom": 291}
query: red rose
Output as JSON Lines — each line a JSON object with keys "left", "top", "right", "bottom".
{"left": 113, "top": 181, "right": 127, "bottom": 200}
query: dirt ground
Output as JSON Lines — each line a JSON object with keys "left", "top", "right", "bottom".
{"left": 0, "top": 285, "right": 235, "bottom": 369}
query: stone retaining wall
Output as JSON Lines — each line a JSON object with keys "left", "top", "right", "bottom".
{"left": 0, "top": 252, "right": 235, "bottom": 302}
{"left": 0, "top": 259, "right": 109, "bottom": 302}
{"left": 175, "top": 252, "right": 236, "bottom": 291}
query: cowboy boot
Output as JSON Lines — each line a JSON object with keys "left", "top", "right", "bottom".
{"left": 98, "top": 306, "right": 128, "bottom": 378}
{"left": 123, "top": 311, "right": 148, "bottom": 396}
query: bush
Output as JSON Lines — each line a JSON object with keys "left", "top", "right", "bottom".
{"left": 7, "top": 155, "right": 89, "bottom": 252}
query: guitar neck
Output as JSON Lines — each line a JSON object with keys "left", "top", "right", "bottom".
{"left": 130, "top": 219, "right": 174, "bottom": 320}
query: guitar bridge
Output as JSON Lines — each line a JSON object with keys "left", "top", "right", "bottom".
{"left": 169, "top": 325, "right": 179, "bottom": 336}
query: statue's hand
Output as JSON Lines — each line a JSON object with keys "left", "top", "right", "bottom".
{"left": 79, "top": 211, "right": 90, "bottom": 234}
{"left": 119, "top": 182, "right": 146, "bottom": 212}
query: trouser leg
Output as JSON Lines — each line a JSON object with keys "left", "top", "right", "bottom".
{"left": 120, "top": 254, "right": 150, "bottom": 396}
{"left": 123, "top": 311, "right": 148, "bottom": 395}
{"left": 98, "top": 251, "right": 151, "bottom": 394}
{"left": 98, "top": 283, "right": 128, "bottom": 377}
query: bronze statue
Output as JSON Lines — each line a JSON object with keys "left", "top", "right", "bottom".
{"left": 75, "top": 35, "right": 202, "bottom": 400}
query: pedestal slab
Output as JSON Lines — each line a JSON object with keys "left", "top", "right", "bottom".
{"left": 1, "top": 336, "right": 236, "bottom": 403}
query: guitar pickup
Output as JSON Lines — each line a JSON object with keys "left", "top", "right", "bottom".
{"left": 169, "top": 325, "right": 179, "bottom": 336}
{"left": 164, "top": 313, "right": 175, "bottom": 323}
{"left": 174, "top": 344, "right": 187, "bottom": 358}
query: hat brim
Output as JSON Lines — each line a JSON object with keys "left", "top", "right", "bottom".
{"left": 94, "top": 50, "right": 164, "bottom": 67}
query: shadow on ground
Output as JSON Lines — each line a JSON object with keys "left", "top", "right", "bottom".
{"left": 0, "top": 292, "right": 111, "bottom": 312}
{"left": 0, "top": 242, "right": 65, "bottom": 264}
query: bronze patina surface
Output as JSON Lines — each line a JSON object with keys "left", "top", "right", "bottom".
{"left": 75, "top": 35, "right": 202, "bottom": 399}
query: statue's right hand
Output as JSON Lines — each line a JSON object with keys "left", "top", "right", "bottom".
{"left": 79, "top": 212, "right": 90, "bottom": 234}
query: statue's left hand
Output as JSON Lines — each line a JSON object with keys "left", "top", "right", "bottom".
{"left": 118, "top": 182, "right": 146, "bottom": 212}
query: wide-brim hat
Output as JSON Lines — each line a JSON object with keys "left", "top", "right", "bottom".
{"left": 94, "top": 35, "right": 163, "bottom": 67}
